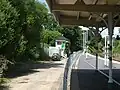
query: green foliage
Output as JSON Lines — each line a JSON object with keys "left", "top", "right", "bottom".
{"left": 0, "top": 0, "right": 63, "bottom": 81}
{"left": 0, "top": 0, "right": 19, "bottom": 48}
{"left": 0, "top": 0, "right": 49, "bottom": 61}
{"left": 88, "top": 40, "right": 103, "bottom": 54}
{"left": 87, "top": 28, "right": 103, "bottom": 54}
{"left": 0, "top": 78, "right": 9, "bottom": 84}
{"left": 41, "top": 30, "right": 61, "bottom": 46}
{"left": 16, "top": 35, "right": 28, "bottom": 55}
{"left": 61, "top": 26, "right": 83, "bottom": 52}
{"left": 0, "top": 0, "right": 53, "bottom": 80}
{"left": 113, "top": 40, "right": 120, "bottom": 54}
{"left": 44, "top": 14, "right": 57, "bottom": 30}
{"left": 0, "top": 55, "right": 12, "bottom": 78}
{"left": 0, "top": 0, "right": 19, "bottom": 79}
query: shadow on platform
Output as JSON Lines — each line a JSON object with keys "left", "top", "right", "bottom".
{"left": 70, "top": 69, "right": 120, "bottom": 90}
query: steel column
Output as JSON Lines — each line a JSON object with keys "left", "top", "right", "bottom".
{"left": 104, "top": 36, "right": 109, "bottom": 66}
{"left": 107, "top": 38, "right": 109, "bottom": 66}
{"left": 83, "top": 31, "right": 85, "bottom": 52}
{"left": 95, "top": 25, "right": 99, "bottom": 70}
{"left": 108, "top": 12, "right": 113, "bottom": 83}
{"left": 86, "top": 30, "right": 88, "bottom": 58}
{"left": 85, "top": 31, "right": 87, "bottom": 53}
{"left": 104, "top": 36, "right": 107, "bottom": 65}
{"left": 83, "top": 30, "right": 86, "bottom": 53}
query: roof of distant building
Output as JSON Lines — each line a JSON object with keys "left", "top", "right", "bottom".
{"left": 56, "top": 36, "right": 69, "bottom": 41}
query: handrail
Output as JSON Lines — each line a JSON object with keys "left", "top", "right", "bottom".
{"left": 63, "top": 51, "right": 82, "bottom": 90}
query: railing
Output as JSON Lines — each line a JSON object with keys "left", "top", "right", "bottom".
{"left": 63, "top": 51, "right": 82, "bottom": 90}
{"left": 63, "top": 52, "right": 120, "bottom": 90}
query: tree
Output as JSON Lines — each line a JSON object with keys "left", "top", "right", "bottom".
{"left": 60, "top": 26, "right": 83, "bottom": 52}
{"left": 0, "top": 0, "right": 49, "bottom": 61}
{"left": 0, "top": 0, "right": 19, "bottom": 48}
{"left": 0, "top": 0, "right": 19, "bottom": 79}
{"left": 87, "top": 28, "right": 103, "bottom": 54}
{"left": 0, "top": 0, "right": 19, "bottom": 59}
{"left": 113, "top": 40, "right": 120, "bottom": 54}
{"left": 41, "top": 30, "right": 61, "bottom": 46}
{"left": 44, "top": 14, "right": 59, "bottom": 30}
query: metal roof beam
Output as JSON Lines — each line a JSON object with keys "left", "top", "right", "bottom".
{"left": 59, "top": 16, "right": 119, "bottom": 27}
{"left": 52, "top": 4, "right": 120, "bottom": 12}
{"left": 60, "top": 18, "right": 100, "bottom": 26}
{"left": 60, "top": 15, "right": 95, "bottom": 20}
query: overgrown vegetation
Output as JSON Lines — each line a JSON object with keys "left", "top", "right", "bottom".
{"left": 60, "top": 26, "right": 83, "bottom": 53}
{"left": 113, "top": 39, "right": 120, "bottom": 60}
{"left": 86, "top": 27, "right": 103, "bottom": 55}
{"left": 0, "top": 0, "right": 69, "bottom": 83}
{"left": 0, "top": 0, "right": 60, "bottom": 83}
{"left": 41, "top": 30, "right": 61, "bottom": 46}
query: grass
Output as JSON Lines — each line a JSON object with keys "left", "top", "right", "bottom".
{"left": 0, "top": 78, "right": 10, "bottom": 84}
{"left": 90, "top": 52, "right": 120, "bottom": 62}
{"left": 0, "top": 78, "right": 10, "bottom": 90}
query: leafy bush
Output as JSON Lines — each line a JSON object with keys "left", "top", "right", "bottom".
{"left": 41, "top": 30, "right": 61, "bottom": 46}
{"left": 61, "top": 26, "right": 83, "bottom": 52}
{"left": 0, "top": 0, "right": 19, "bottom": 48}
{"left": 0, "top": 55, "right": 12, "bottom": 78}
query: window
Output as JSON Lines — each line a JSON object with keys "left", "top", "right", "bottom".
{"left": 57, "top": 41, "right": 62, "bottom": 45}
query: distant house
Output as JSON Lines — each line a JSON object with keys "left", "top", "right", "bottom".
{"left": 55, "top": 36, "right": 69, "bottom": 57}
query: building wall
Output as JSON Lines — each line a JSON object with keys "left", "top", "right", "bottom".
{"left": 55, "top": 40, "right": 66, "bottom": 57}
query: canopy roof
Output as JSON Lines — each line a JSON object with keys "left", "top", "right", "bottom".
{"left": 46, "top": 0, "right": 120, "bottom": 27}
{"left": 56, "top": 36, "right": 69, "bottom": 41}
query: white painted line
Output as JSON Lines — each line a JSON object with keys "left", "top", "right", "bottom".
{"left": 74, "top": 52, "right": 84, "bottom": 69}
{"left": 98, "top": 70, "right": 120, "bottom": 86}
{"left": 84, "top": 59, "right": 120, "bottom": 86}
{"left": 87, "top": 53, "right": 120, "bottom": 64}
{"left": 84, "top": 59, "right": 96, "bottom": 69}
{"left": 75, "top": 54, "right": 81, "bottom": 69}
{"left": 72, "top": 52, "right": 81, "bottom": 69}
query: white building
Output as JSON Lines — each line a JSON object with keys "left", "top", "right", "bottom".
{"left": 55, "top": 36, "right": 69, "bottom": 57}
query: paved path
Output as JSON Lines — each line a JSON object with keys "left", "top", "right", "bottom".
{"left": 70, "top": 53, "right": 120, "bottom": 90}
{"left": 78, "top": 54, "right": 120, "bottom": 69}
{"left": 8, "top": 59, "right": 66, "bottom": 90}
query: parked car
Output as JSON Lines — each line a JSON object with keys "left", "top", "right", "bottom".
{"left": 52, "top": 53, "right": 61, "bottom": 61}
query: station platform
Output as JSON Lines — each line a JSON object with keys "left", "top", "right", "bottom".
{"left": 70, "top": 54, "right": 120, "bottom": 90}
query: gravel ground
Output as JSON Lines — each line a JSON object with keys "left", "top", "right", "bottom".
{"left": 8, "top": 59, "right": 66, "bottom": 90}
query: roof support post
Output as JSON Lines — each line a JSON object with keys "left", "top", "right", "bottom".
{"left": 108, "top": 12, "right": 113, "bottom": 84}
{"left": 86, "top": 29, "right": 88, "bottom": 58}
{"left": 83, "top": 30, "right": 85, "bottom": 53}
{"left": 104, "top": 35, "right": 109, "bottom": 66}
{"left": 95, "top": 24, "right": 99, "bottom": 70}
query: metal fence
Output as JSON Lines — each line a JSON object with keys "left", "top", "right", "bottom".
{"left": 63, "top": 51, "right": 82, "bottom": 90}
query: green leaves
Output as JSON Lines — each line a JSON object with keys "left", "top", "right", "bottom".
{"left": 41, "top": 30, "right": 61, "bottom": 46}
{"left": 113, "top": 40, "right": 120, "bottom": 54}
{"left": 0, "top": 0, "right": 50, "bottom": 62}
{"left": 0, "top": 0, "right": 19, "bottom": 48}
{"left": 61, "top": 26, "right": 83, "bottom": 52}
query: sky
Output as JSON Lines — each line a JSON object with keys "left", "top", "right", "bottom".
{"left": 79, "top": 26, "right": 120, "bottom": 38}
{"left": 38, "top": 0, "right": 120, "bottom": 38}
{"left": 101, "top": 28, "right": 119, "bottom": 38}
{"left": 39, "top": 0, "right": 46, "bottom": 4}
